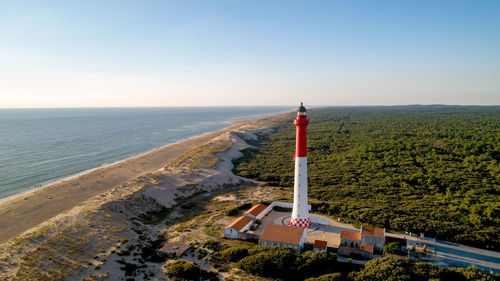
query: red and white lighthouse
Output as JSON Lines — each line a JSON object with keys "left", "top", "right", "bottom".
{"left": 290, "top": 102, "right": 311, "bottom": 228}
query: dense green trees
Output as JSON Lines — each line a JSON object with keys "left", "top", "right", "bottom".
{"left": 307, "top": 257, "right": 496, "bottom": 281}
{"left": 235, "top": 247, "right": 340, "bottom": 280}
{"left": 215, "top": 243, "right": 496, "bottom": 280}
{"left": 384, "top": 242, "right": 403, "bottom": 255}
{"left": 237, "top": 247, "right": 300, "bottom": 279}
{"left": 351, "top": 257, "right": 495, "bottom": 281}
{"left": 210, "top": 244, "right": 342, "bottom": 280}
{"left": 233, "top": 106, "right": 500, "bottom": 248}
{"left": 305, "top": 272, "right": 343, "bottom": 281}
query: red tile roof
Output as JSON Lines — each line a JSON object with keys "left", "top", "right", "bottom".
{"left": 361, "top": 226, "right": 385, "bottom": 237}
{"left": 260, "top": 224, "right": 304, "bottom": 245}
{"left": 360, "top": 243, "right": 374, "bottom": 254}
{"left": 314, "top": 240, "right": 327, "bottom": 249}
{"left": 340, "top": 230, "right": 361, "bottom": 241}
{"left": 225, "top": 216, "right": 252, "bottom": 231}
{"left": 339, "top": 244, "right": 375, "bottom": 255}
{"left": 338, "top": 245, "right": 363, "bottom": 254}
{"left": 244, "top": 204, "right": 267, "bottom": 217}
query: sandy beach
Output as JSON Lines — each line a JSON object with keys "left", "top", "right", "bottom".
{"left": 0, "top": 113, "right": 288, "bottom": 244}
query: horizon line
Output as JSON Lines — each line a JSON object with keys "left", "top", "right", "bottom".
{"left": 1, "top": 104, "right": 500, "bottom": 109}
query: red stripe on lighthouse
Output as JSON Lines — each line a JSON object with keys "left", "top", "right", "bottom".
{"left": 294, "top": 114, "right": 309, "bottom": 157}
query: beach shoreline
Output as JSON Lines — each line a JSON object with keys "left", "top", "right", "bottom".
{"left": 0, "top": 109, "right": 293, "bottom": 203}
{"left": 0, "top": 112, "right": 289, "bottom": 243}
{"left": 0, "top": 125, "right": 228, "bottom": 204}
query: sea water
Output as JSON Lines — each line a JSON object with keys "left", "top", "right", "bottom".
{"left": 0, "top": 107, "right": 292, "bottom": 200}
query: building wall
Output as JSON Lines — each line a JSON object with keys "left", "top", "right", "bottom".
{"left": 240, "top": 221, "right": 252, "bottom": 233}
{"left": 338, "top": 248, "right": 352, "bottom": 256}
{"left": 361, "top": 252, "right": 373, "bottom": 259}
{"left": 224, "top": 228, "right": 239, "bottom": 239}
{"left": 224, "top": 220, "right": 252, "bottom": 239}
{"left": 361, "top": 235, "right": 385, "bottom": 251}
{"left": 299, "top": 228, "right": 307, "bottom": 247}
{"left": 340, "top": 238, "right": 360, "bottom": 248}
{"left": 259, "top": 240, "right": 300, "bottom": 251}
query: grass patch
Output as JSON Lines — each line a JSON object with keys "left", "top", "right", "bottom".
{"left": 167, "top": 138, "right": 234, "bottom": 169}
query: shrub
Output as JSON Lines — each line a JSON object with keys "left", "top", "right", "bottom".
{"left": 353, "top": 257, "right": 412, "bottom": 281}
{"left": 195, "top": 248, "right": 208, "bottom": 259}
{"left": 352, "top": 257, "right": 496, "bottom": 281}
{"left": 298, "top": 251, "right": 338, "bottom": 276}
{"left": 237, "top": 203, "right": 253, "bottom": 210}
{"left": 166, "top": 260, "right": 201, "bottom": 281}
{"left": 237, "top": 247, "right": 299, "bottom": 279}
{"left": 139, "top": 235, "right": 166, "bottom": 262}
{"left": 220, "top": 246, "right": 251, "bottom": 262}
{"left": 202, "top": 239, "right": 222, "bottom": 252}
{"left": 226, "top": 208, "right": 240, "bottom": 216}
{"left": 383, "top": 242, "right": 402, "bottom": 255}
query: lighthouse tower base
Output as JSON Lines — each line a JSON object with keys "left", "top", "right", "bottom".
{"left": 290, "top": 217, "right": 311, "bottom": 228}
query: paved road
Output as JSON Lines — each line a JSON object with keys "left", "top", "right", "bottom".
{"left": 321, "top": 215, "right": 500, "bottom": 273}
{"left": 406, "top": 237, "right": 500, "bottom": 273}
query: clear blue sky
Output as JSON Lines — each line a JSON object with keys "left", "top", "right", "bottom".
{"left": 1, "top": 0, "right": 499, "bottom": 107}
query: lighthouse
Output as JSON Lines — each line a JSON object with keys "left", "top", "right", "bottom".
{"left": 290, "top": 102, "right": 311, "bottom": 228}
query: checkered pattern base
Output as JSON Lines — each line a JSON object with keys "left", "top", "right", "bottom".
{"left": 289, "top": 217, "right": 311, "bottom": 228}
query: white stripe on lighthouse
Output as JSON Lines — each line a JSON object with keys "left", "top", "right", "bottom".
{"left": 291, "top": 156, "right": 309, "bottom": 226}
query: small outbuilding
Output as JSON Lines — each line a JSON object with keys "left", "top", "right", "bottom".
{"left": 224, "top": 215, "right": 253, "bottom": 239}
{"left": 244, "top": 204, "right": 267, "bottom": 219}
{"left": 361, "top": 226, "right": 385, "bottom": 252}
{"left": 340, "top": 230, "right": 361, "bottom": 248}
{"left": 360, "top": 243, "right": 375, "bottom": 258}
{"left": 313, "top": 240, "right": 327, "bottom": 252}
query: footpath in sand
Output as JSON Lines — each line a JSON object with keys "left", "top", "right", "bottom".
{"left": 0, "top": 113, "right": 288, "bottom": 244}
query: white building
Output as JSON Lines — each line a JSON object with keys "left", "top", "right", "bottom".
{"left": 224, "top": 215, "right": 253, "bottom": 239}
{"left": 339, "top": 230, "right": 361, "bottom": 249}
{"left": 361, "top": 226, "right": 385, "bottom": 253}
{"left": 243, "top": 203, "right": 267, "bottom": 219}
{"left": 259, "top": 224, "right": 307, "bottom": 251}
{"left": 313, "top": 240, "right": 327, "bottom": 252}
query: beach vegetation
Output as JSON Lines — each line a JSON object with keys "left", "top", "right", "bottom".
{"left": 116, "top": 259, "right": 146, "bottom": 277}
{"left": 226, "top": 202, "right": 253, "bottom": 216}
{"left": 167, "top": 138, "right": 234, "bottom": 169}
{"left": 139, "top": 235, "right": 166, "bottom": 263}
{"left": 136, "top": 206, "right": 172, "bottom": 225}
{"left": 165, "top": 260, "right": 218, "bottom": 281}
{"left": 202, "top": 239, "right": 222, "bottom": 251}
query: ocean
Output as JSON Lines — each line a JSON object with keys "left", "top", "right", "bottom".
{"left": 0, "top": 107, "right": 293, "bottom": 200}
